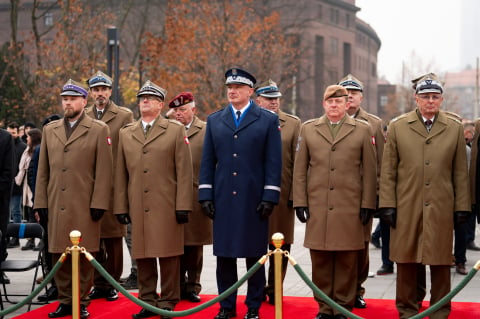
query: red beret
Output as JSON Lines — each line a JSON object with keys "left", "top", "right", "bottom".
{"left": 168, "top": 92, "right": 194, "bottom": 108}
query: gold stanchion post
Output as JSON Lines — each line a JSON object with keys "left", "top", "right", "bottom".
{"left": 272, "top": 232, "right": 284, "bottom": 319}
{"left": 70, "top": 230, "right": 82, "bottom": 319}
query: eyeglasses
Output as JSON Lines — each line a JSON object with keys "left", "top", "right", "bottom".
{"left": 418, "top": 94, "right": 442, "bottom": 101}
{"left": 139, "top": 96, "right": 161, "bottom": 102}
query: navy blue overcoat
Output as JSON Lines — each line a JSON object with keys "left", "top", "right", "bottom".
{"left": 199, "top": 101, "right": 282, "bottom": 258}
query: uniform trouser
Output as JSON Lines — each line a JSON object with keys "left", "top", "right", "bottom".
{"left": 217, "top": 256, "right": 265, "bottom": 310}
{"left": 265, "top": 243, "right": 291, "bottom": 296}
{"left": 124, "top": 223, "right": 137, "bottom": 272}
{"left": 52, "top": 252, "right": 94, "bottom": 306}
{"left": 137, "top": 256, "right": 180, "bottom": 310}
{"left": 380, "top": 219, "right": 394, "bottom": 267}
{"left": 396, "top": 263, "right": 450, "bottom": 319}
{"left": 93, "top": 237, "right": 123, "bottom": 289}
{"left": 180, "top": 245, "right": 203, "bottom": 294}
{"left": 310, "top": 249, "right": 358, "bottom": 316}
{"left": 356, "top": 241, "right": 369, "bottom": 295}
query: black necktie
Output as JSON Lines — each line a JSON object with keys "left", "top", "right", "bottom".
{"left": 425, "top": 119, "right": 432, "bottom": 131}
{"left": 236, "top": 111, "right": 241, "bottom": 121}
{"left": 97, "top": 110, "right": 103, "bottom": 119}
{"left": 145, "top": 124, "right": 151, "bottom": 137}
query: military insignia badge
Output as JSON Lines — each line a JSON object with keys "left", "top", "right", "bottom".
{"left": 107, "top": 137, "right": 112, "bottom": 145}
{"left": 184, "top": 136, "right": 190, "bottom": 145}
{"left": 371, "top": 136, "right": 376, "bottom": 145}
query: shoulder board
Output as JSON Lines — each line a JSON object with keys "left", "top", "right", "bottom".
{"left": 260, "top": 108, "right": 277, "bottom": 116}
{"left": 209, "top": 107, "right": 225, "bottom": 116}
{"left": 390, "top": 113, "right": 408, "bottom": 123}
{"left": 283, "top": 112, "right": 301, "bottom": 121}
{"left": 118, "top": 106, "right": 133, "bottom": 114}
{"left": 168, "top": 119, "right": 183, "bottom": 126}
{"left": 303, "top": 118, "right": 317, "bottom": 125}
{"left": 122, "top": 122, "right": 135, "bottom": 129}
{"left": 367, "top": 113, "right": 381, "bottom": 121}
{"left": 445, "top": 115, "right": 462, "bottom": 124}
{"left": 355, "top": 118, "right": 370, "bottom": 126}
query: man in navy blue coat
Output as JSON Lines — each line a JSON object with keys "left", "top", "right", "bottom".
{"left": 199, "top": 68, "right": 282, "bottom": 319}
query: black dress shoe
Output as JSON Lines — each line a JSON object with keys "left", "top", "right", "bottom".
{"left": 88, "top": 287, "right": 107, "bottom": 299}
{"left": 456, "top": 262, "right": 468, "bottom": 275}
{"left": 161, "top": 307, "right": 172, "bottom": 319}
{"left": 314, "top": 313, "right": 334, "bottom": 319}
{"left": 183, "top": 291, "right": 200, "bottom": 302}
{"left": 214, "top": 307, "right": 236, "bottom": 319}
{"left": 376, "top": 264, "right": 394, "bottom": 275}
{"left": 132, "top": 308, "right": 157, "bottom": 319}
{"left": 245, "top": 308, "right": 259, "bottom": 319}
{"left": 48, "top": 303, "right": 72, "bottom": 318}
{"left": 106, "top": 288, "right": 119, "bottom": 301}
{"left": 354, "top": 294, "right": 367, "bottom": 308}
{"left": 38, "top": 285, "right": 58, "bottom": 302}
{"left": 80, "top": 304, "right": 90, "bottom": 319}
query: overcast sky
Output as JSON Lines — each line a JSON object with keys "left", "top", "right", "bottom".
{"left": 356, "top": 0, "right": 462, "bottom": 84}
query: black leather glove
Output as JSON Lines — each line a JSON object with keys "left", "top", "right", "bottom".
{"left": 454, "top": 211, "right": 470, "bottom": 225}
{"left": 287, "top": 200, "right": 294, "bottom": 209}
{"left": 116, "top": 213, "right": 131, "bottom": 225}
{"left": 90, "top": 208, "right": 105, "bottom": 221}
{"left": 257, "top": 201, "right": 274, "bottom": 220}
{"left": 200, "top": 200, "right": 215, "bottom": 219}
{"left": 35, "top": 208, "right": 48, "bottom": 223}
{"left": 379, "top": 207, "right": 397, "bottom": 229}
{"left": 295, "top": 207, "right": 310, "bottom": 223}
{"left": 176, "top": 210, "right": 190, "bottom": 224}
{"left": 360, "top": 208, "right": 375, "bottom": 225}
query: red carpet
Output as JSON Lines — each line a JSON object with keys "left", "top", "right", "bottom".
{"left": 12, "top": 294, "right": 480, "bottom": 318}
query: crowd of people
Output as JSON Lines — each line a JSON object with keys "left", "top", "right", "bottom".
{"left": 0, "top": 68, "right": 479, "bottom": 319}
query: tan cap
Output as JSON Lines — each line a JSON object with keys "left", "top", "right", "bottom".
{"left": 324, "top": 85, "right": 348, "bottom": 101}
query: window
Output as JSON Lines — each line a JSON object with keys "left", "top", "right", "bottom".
{"left": 45, "top": 12, "right": 53, "bottom": 26}
{"left": 330, "top": 37, "right": 338, "bottom": 55}
{"left": 380, "top": 95, "right": 388, "bottom": 107}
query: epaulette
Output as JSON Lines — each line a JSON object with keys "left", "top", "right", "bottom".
{"left": 355, "top": 118, "right": 370, "bottom": 126}
{"left": 445, "top": 115, "right": 462, "bottom": 124}
{"left": 303, "top": 118, "right": 317, "bottom": 125}
{"left": 118, "top": 106, "right": 133, "bottom": 114}
{"left": 367, "top": 113, "right": 381, "bottom": 121}
{"left": 283, "top": 112, "right": 301, "bottom": 121}
{"left": 168, "top": 119, "right": 184, "bottom": 126}
{"left": 443, "top": 111, "right": 462, "bottom": 123}
{"left": 390, "top": 113, "right": 408, "bottom": 123}
{"left": 122, "top": 122, "right": 135, "bottom": 129}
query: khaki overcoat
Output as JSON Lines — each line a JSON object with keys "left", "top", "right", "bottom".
{"left": 114, "top": 117, "right": 193, "bottom": 259}
{"left": 34, "top": 114, "right": 113, "bottom": 253}
{"left": 293, "top": 115, "right": 377, "bottom": 251}
{"left": 379, "top": 110, "right": 470, "bottom": 265}
{"left": 85, "top": 101, "right": 134, "bottom": 238}
{"left": 268, "top": 111, "right": 301, "bottom": 244}
{"left": 185, "top": 116, "right": 212, "bottom": 245}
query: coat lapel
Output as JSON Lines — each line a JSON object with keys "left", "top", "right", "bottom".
{"left": 407, "top": 111, "right": 429, "bottom": 138}
{"left": 66, "top": 115, "right": 91, "bottom": 146}
{"left": 220, "top": 107, "right": 237, "bottom": 131}
{"left": 52, "top": 120, "right": 67, "bottom": 145}
{"left": 334, "top": 116, "right": 355, "bottom": 144}
{"left": 187, "top": 116, "right": 203, "bottom": 138}
{"left": 132, "top": 121, "right": 146, "bottom": 144}
{"left": 145, "top": 117, "right": 167, "bottom": 146}
{"left": 315, "top": 116, "right": 334, "bottom": 144}
{"left": 236, "top": 102, "right": 260, "bottom": 132}
{"left": 428, "top": 112, "right": 447, "bottom": 138}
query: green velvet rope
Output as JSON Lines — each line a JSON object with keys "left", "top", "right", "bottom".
{"left": 0, "top": 255, "right": 64, "bottom": 316}
{"left": 292, "top": 263, "right": 479, "bottom": 319}
{"left": 90, "top": 257, "right": 264, "bottom": 317}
